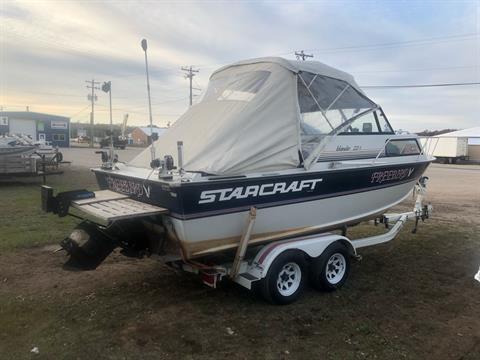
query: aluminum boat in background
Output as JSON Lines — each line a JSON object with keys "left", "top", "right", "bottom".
{"left": 1, "top": 134, "right": 63, "bottom": 175}
{"left": 0, "top": 135, "right": 35, "bottom": 156}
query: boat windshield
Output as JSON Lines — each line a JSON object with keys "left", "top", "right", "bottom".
{"left": 202, "top": 70, "right": 271, "bottom": 103}
{"left": 297, "top": 71, "right": 377, "bottom": 159}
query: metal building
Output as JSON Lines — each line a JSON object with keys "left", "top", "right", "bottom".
{"left": 436, "top": 127, "right": 480, "bottom": 162}
{"left": 0, "top": 111, "right": 70, "bottom": 147}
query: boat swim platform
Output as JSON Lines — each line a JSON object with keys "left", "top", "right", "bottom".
{"left": 72, "top": 190, "right": 168, "bottom": 221}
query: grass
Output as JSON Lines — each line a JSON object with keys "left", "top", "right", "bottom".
{"left": 0, "top": 167, "right": 98, "bottom": 250}
{"left": 0, "top": 167, "right": 479, "bottom": 359}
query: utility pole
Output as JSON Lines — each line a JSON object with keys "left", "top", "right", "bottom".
{"left": 181, "top": 66, "right": 200, "bottom": 106}
{"left": 295, "top": 50, "right": 314, "bottom": 61}
{"left": 86, "top": 79, "right": 100, "bottom": 148}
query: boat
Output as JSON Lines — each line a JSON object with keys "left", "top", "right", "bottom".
{"left": 0, "top": 135, "right": 36, "bottom": 175}
{"left": 0, "top": 134, "right": 63, "bottom": 175}
{"left": 83, "top": 57, "right": 434, "bottom": 260}
{"left": 0, "top": 135, "right": 35, "bottom": 155}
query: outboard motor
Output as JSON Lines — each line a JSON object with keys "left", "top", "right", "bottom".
{"left": 60, "top": 219, "right": 151, "bottom": 270}
{"left": 60, "top": 221, "right": 117, "bottom": 270}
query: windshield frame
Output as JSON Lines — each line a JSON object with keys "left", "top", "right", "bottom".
{"left": 296, "top": 71, "right": 384, "bottom": 169}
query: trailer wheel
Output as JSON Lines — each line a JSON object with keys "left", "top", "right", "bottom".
{"left": 259, "top": 250, "right": 307, "bottom": 305}
{"left": 310, "top": 242, "right": 350, "bottom": 292}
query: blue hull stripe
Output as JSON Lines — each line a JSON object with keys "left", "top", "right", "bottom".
{"left": 94, "top": 160, "right": 430, "bottom": 221}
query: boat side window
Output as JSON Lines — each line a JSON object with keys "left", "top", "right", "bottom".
{"left": 385, "top": 139, "right": 421, "bottom": 156}
{"left": 340, "top": 111, "right": 380, "bottom": 134}
{"left": 339, "top": 110, "right": 394, "bottom": 135}
{"left": 297, "top": 71, "right": 376, "bottom": 158}
{"left": 203, "top": 70, "right": 271, "bottom": 102}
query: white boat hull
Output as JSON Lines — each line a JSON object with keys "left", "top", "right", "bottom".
{"left": 169, "top": 179, "right": 416, "bottom": 257}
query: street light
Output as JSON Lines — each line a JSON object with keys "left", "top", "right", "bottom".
{"left": 141, "top": 38, "right": 155, "bottom": 161}
{"left": 102, "top": 81, "right": 113, "bottom": 167}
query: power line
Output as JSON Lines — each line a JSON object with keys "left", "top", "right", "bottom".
{"left": 354, "top": 65, "right": 478, "bottom": 74}
{"left": 304, "top": 32, "right": 478, "bottom": 54}
{"left": 187, "top": 33, "right": 479, "bottom": 71}
{"left": 151, "top": 97, "right": 190, "bottom": 106}
{"left": 192, "top": 79, "right": 204, "bottom": 104}
{"left": 121, "top": 97, "right": 189, "bottom": 111}
{"left": 95, "top": 104, "right": 181, "bottom": 117}
{"left": 69, "top": 105, "right": 91, "bottom": 118}
{"left": 362, "top": 82, "right": 480, "bottom": 89}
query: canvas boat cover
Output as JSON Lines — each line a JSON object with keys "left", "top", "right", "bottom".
{"left": 130, "top": 57, "right": 377, "bottom": 175}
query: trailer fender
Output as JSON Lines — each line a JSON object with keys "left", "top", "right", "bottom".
{"left": 250, "top": 234, "right": 356, "bottom": 280}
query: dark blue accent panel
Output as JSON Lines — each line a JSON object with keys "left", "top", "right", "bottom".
{"left": 94, "top": 161, "right": 430, "bottom": 220}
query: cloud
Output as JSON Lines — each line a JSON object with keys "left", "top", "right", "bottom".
{"left": 1, "top": 0, "right": 479, "bottom": 130}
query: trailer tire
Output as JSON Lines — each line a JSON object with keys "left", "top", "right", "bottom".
{"left": 258, "top": 250, "right": 307, "bottom": 305}
{"left": 310, "top": 242, "right": 350, "bottom": 292}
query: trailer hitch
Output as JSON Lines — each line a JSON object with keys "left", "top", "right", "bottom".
{"left": 374, "top": 215, "right": 390, "bottom": 229}
{"left": 41, "top": 185, "right": 95, "bottom": 217}
{"left": 412, "top": 204, "right": 430, "bottom": 234}
{"left": 411, "top": 177, "right": 431, "bottom": 234}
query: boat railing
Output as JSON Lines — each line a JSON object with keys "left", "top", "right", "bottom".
{"left": 371, "top": 137, "right": 393, "bottom": 165}
{"left": 417, "top": 136, "right": 439, "bottom": 159}
{"left": 371, "top": 136, "right": 439, "bottom": 165}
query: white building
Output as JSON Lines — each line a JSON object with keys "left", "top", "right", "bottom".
{"left": 436, "top": 127, "right": 480, "bottom": 162}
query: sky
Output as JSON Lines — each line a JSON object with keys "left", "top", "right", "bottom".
{"left": 1, "top": 0, "right": 479, "bottom": 132}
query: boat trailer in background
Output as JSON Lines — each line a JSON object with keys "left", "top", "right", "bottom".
{"left": 0, "top": 148, "right": 68, "bottom": 182}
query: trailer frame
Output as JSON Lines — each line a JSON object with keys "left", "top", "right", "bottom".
{"left": 165, "top": 177, "right": 432, "bottom": 304}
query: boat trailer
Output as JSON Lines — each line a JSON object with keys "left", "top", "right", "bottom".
{"left": 164, "top": 177, "right": 431, "bottom": 304}
{"left": 41, "top": 177, "right": 432, "bottom": 304}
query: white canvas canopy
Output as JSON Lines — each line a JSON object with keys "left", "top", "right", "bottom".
{"left": 130, "top": 57, "right": 376, "bottom": 175}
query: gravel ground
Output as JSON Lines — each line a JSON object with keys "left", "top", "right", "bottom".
{"left": 61, "top": 146, "right": 143, "bottom": 168}
{"left": 0, "top": 160, "right": 478, "bottom": 359}
{"left": 421, "top": 163, "right": 480, "bottom": 223}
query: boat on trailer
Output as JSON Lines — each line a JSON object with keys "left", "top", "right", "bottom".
{"left": 93, "top": 57, "right": 433, "bottom": 257}
{"left": 0, "top": 135, "right": 35, "bottom": 155}
{"left": 42, "top": 56, "right": 435, "bottom": 304}
{"left": 1, "top": 134, "right": 64, "bottom": 177}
